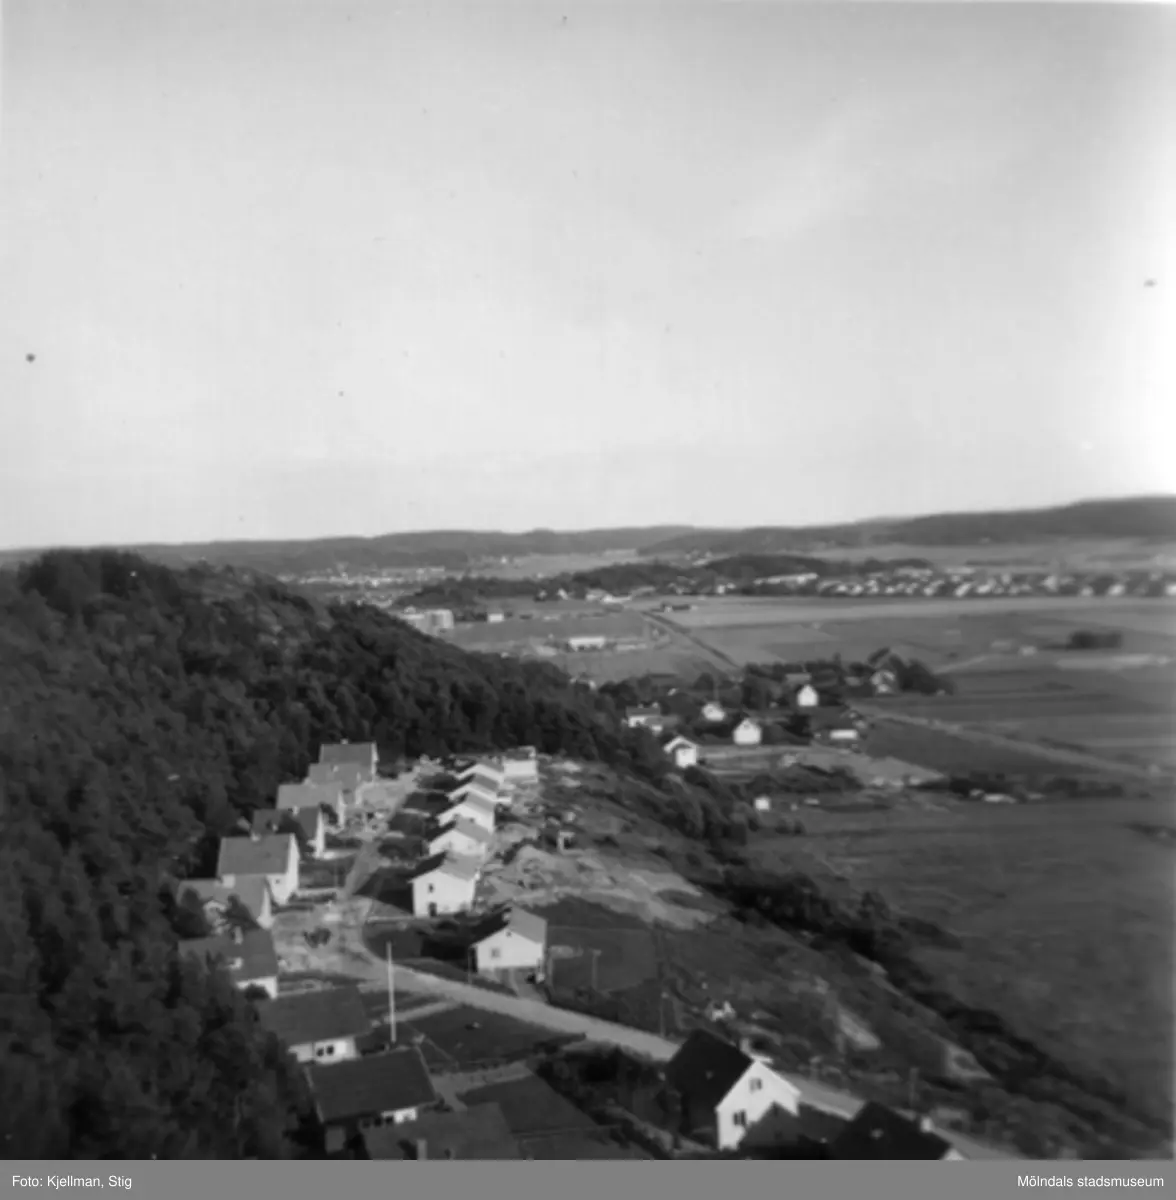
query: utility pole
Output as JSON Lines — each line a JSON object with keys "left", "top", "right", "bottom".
{"left": 589, "top": 949, "right": 601, "bottom": 993}
{"left": 386, "top": 942, "right": 397, "bottom": 1047}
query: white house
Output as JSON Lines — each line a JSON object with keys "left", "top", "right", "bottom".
{"left": 664, "top": 1030, "right": 801, "bottom": 1152}
{"left": 732, "top": 718, "right": 763, "bottom": 747}
{"left": 753, "top": 795, "right": 772, "bottom": 813}
{"left": 409, "top": 854, "right": 481, "bottom": 916}
{"left": 428, "top": 818, "right": 493, "bottom": 861}
{"left": 178, "top": 927, "right": 280, "bottom": 999}
{"left": 701, "top": 701, "right": 727, "bottom": 723}
{"left": 471, "top": 909, "right": 548, "bottom": 976}
{"left": 441, "top": 793, "right": 497, "bottom": 833}
{"left": 664, "top": 735, "right": 700, "bottom": 770}
{"left": 500, "top": 749, "right": 539, "bottom": 784}
{"left": 281, "top": 780, "right": 347, "bottom": 824}
{"left": 794, "top": 684, "right": 820, "bottom": 709}
{"left": 252, "top": 806, "right": 327, "bottom": 858}
{"left": 255, "top": 983, "right": 370, "bottom": 1065}
{"left": 217, "top": 833, "right": 300, "bottom": 906}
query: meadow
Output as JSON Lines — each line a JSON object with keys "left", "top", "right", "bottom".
{"left": 742, "top": 795, "right": 1176, "bottom": 1128}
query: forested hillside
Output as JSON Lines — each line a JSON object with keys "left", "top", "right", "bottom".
{"left": 0, "top": 551, "right": 662, "bottom": 1158}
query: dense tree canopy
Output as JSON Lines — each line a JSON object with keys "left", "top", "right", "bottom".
{"left": 0, "top": 551, "right": 667, "bottom": 1157}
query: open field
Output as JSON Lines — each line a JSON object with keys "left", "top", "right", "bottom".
{"left": 742, "top": 795, "right": 1176, "bottom": 1126}
{"left": 449, "top": 610, "right": 648, "bottom": 646}
{"left": 467, "top": 550, "right": 643, "bottom": 580}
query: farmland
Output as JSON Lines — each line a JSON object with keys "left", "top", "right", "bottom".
{"left": 741, "top": 795, "right": 1176, "bottom": 1130}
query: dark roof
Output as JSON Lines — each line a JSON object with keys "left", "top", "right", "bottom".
{"left": 308, "top": 1047, "right": 437, "bottom": 1124}
{"left": 251, "top": 807, "right": 320, "bottom": 841}
{"left": 429, "top": 818, "right": 493, "bottom": 847}
{"left": 319, "top": 742, "right": 378, "bottom": 769}
{"left": 217, "top": 834, "right": 296, "bottom": 878}
{"left": 664, "top": 1030, "right": 753, "bottom": 1110}
{"left": 829, "top": 1103, "right": 953, "bottom": 1160}
{"left": 361, "top": 1104, "right": 520, "bottom": 1160}
{"left": 175, "top": 877, "right": 270, "bottom": 924}
{"left": 179, "top": 928, "right": 279, "bottom": 985}
{"left": 256, "top": 985, "right": 370, "bottom": 1048}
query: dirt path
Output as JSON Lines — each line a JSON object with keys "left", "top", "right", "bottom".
{"left": 644, "top": 611, "right": 740, "bottom": 672}
{"left": 862, "top": 708, "right": 1166, "bottom": 781}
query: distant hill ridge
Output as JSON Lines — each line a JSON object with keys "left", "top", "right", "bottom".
{"left": 1, "top": 496, "right": 1171, "bottom": 574}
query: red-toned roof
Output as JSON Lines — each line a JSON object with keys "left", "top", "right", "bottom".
{"left": 256, "top": 984, "right": 369, "bottom": 1048}
{"left": 179, "top": 928, "right": 279, "bottom": 985}
{"left": 308, "top": 1047, "right": 437, "bottom": 1124}
{"left": 217, "top": 834, "right": 296, "bottom": 879}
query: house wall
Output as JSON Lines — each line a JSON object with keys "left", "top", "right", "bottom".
{"left": 733, "top": 724, "right": 762, "bottom": 746}
{"left": 291, "top": 1036, "right": 359, "bottom": 1065}
{"left": 267, "top": 862, "right": 299, "bottom": 906}
{"left": 254, "top": 891, "right": 275, "bottom": 930}
{"left": 411, "top": 873, "right": 476, "bottom": 916}
{"left": 308, "top": 821, "right": 326, "bottom": 858}
{"left": 714, "top": 1063, "right": 801, "bottom": 1151}
{"left": 474, "top": 928, "right": 544, "bottom": 973}
{"left": 796, "top": 687, "right": 819, "bottom": 708}
{"left": 672, "top": 745, "right": 699, "bottom": 769}
{"left": 501, "top": 759, "right": 538, "bottom": 782}
{"left": 238, "top": 975, "right": 279, "bottom": 1000}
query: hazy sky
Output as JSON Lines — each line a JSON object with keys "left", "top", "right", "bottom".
{"left": 1, "top": 1, "right": 1173, "bottom": 548}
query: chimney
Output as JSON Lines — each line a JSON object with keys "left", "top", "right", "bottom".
{"left": 415, "top": 1139, "right": 428, "bottom": 1161}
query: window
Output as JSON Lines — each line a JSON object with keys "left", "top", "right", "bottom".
{"left": 427, "top": 883, "right": 435, "bottom": 893}
{"left": 749, "top": 1078, "right": 763, "bottom": 1093}
{"left": 733, "top": 1111, "right": 748, "bottom": 1128}
{"left": 490, "top": 948, "right": 501, "bottom": 960}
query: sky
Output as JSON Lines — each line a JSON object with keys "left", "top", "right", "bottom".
{"left": 1, "top": 0, "right": 1173, "bottom": 548}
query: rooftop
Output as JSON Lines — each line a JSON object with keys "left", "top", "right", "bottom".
{"left": 255, "top": 984, "right": 370, "bottom": 1049}
{"left": 430, "top": 818, "right": 493, "bottom": 847}
{"left": 473, "top": 908, "right": 548, "bottom": 946}
{"left": 408, "top": 852, "right": 482, "bottom": 885}
{"left": 308, "top": 1047, "right": 437, "bottom": 1124}
{"left": 217, "top": 834, "right": 297, "bottom": 879}
{"left": 306, "top": 762, "right": 369, "bottom": 790}
{"left": 278, "top": 781, "right": 343, "bottom": 810}
{"left": 361, "top": 1104, "right": 519, "bottom": 1160}
{"left": 319, "top": 742, "right": 378, "bottom": 769}
{"left": 251, "top": 807, "right": 320, "bottom": 841}
{"left": 664, "top": 1030, "right": 755, "bottom": 1111}
{"left": 829, "top": 1103, "right": 954, "bottom": 1160}
{"left": 178, "top": 928, "right": 279, "bottom": 984}
{"left": 175, "top": 877, "right": 270, "bottom": 924}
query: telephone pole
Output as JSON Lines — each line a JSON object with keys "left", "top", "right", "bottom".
{"left": 386, "top": 942, "right": 397, "bottom": 1047}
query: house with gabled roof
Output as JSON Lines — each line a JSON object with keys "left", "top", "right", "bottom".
{"left": 280, "top": 780, "right": 345, "bottom": 825}
{"left": 470, "top": 908, "right": 547, "bottom": 976}
{"left": 308, "top": 1046, "right": 439, "bottom": 1155}
{"left": 217, "top": 832, "right": 300, "bottom": 905}
{"left": 179, "top": 927, "right": 280, "bottom": 998}
{"left": 319, "top": 740, "right": 379, "bottom": 778}
{"left": 828, "top": 1102, "right": 964, "bottom": 1160}
{"left": 732, "top": 717, "right": 763, "bottom": 747}
{"left": 175, "top": 877, "right": 274, "bottom": 931}
{"left": 625, "top": 706, "right": 665, "bottom": 731}
{"left": 427, "top": 818, "right": 493, "bottom": 861}
{"left": 663, "top": 734, "right": 700, "bottom": 770}
{"left": 408, "top": 853, "right": 480, "bottom": 916}
{"left": 500, "top": 748, "right": 539, "bottom": 784}
{"left": 441, "top": 791, "right": 497, "bottom": 833}
{"left": 252, "top": 806, "right": 326, "bottom": 858}
{"left": 664, "top": 1029, "right": 800, "bottom": 1151}
{"left": 255, "top": 983, "right": 370, "bottom": 1065}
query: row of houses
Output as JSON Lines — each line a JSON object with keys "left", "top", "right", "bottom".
{"left": 175, "top": 740, "right": 385, "bottom": 998}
